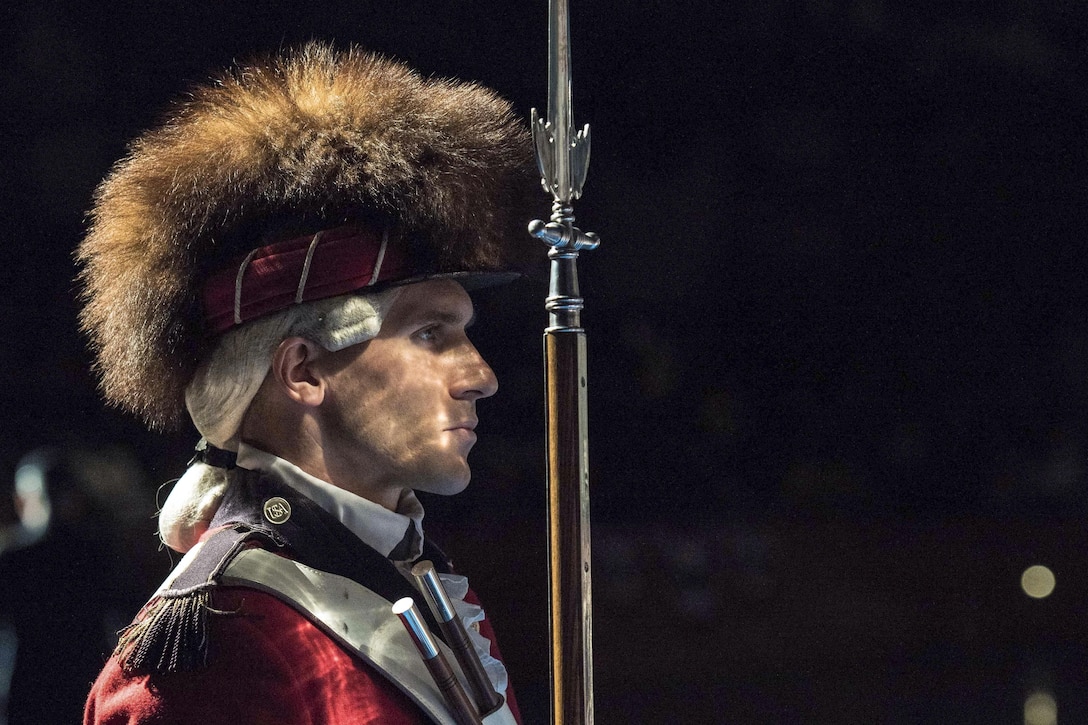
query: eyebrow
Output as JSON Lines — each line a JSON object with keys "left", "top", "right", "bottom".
{"left": 422, "top": 307, "right": 477, "bottom": 329}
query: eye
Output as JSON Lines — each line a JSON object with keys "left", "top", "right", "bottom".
{"left": 414, "top": 325, "right": 440, "bottom": 343}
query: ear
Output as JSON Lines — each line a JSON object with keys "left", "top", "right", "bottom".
{"left": 270, "top": 337, "right": 326, "bottom": 407}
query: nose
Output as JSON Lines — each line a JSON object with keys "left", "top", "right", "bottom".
{"left": 454, "top": 342, "right": 498, "bottom": 401}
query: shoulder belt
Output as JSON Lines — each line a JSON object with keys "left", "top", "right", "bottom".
{"left": 222, "top": 547, "right": 517, "bottom": 725}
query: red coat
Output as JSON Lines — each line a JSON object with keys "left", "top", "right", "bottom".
{"left": 85, "top": 586, "right": 522, "bottom": 724}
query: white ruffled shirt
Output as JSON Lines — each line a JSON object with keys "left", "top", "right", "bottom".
{"left": 235, "top": 443, "right": 508, "bottom": 693}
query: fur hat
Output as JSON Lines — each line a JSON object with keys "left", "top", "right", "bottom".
{"left": 77, "top": 42, "right": 536, "bottom": 431}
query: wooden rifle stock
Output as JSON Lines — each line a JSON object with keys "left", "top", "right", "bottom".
{"left": 544, "top": 329, "right": 593, "bottom": 725}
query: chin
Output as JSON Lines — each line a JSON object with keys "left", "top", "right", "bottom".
{"left": 417, "top": 468, "right": 472, "bottom": 497}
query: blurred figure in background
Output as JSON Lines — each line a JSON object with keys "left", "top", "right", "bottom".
{"left": 0, "top": 446, "right": 155, "bottom": 725}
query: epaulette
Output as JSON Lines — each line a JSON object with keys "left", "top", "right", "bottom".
{"left": 114, "top": 524, "right": 274, "bottom": 674}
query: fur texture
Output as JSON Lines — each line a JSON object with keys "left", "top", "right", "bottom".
{"left": 77, "top": 43, "right": 536, "bottom": 430}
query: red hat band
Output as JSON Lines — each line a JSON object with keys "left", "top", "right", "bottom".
{"left": 202, "top": 225, "right": 415, "bottom": 335}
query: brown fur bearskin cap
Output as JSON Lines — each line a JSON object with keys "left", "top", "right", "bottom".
{"left": 77, "top": 42, "right": 536, "bottom": 431}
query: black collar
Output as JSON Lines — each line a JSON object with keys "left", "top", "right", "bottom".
{"left": 210, "top": 468, "right": 452, "bottom": 615}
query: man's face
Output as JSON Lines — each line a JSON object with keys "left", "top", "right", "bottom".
{"left": 315, "top": 279, "right": 498, "bottom": 504}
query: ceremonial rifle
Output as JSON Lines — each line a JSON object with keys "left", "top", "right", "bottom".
{"left": 529, "top": 1, "right": 598, "bottom": 723}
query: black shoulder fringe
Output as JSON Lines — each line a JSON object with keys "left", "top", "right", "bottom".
{"left": 114, "top": 524, "right": 257, "bottom": 674}
{"left": 115, "top": 590, "right": 212, "bottom": 674}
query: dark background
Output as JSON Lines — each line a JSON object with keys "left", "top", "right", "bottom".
{"left": 3, "top": 1, "right": 1088, "bottom": 723}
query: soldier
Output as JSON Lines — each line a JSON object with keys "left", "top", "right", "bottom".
{"left": 78, "top": 43, "right": 535, "bottom": 724}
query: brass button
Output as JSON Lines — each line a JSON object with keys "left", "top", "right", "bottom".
{"left": 263, "top": 497, "right": 292, "bottom": 525}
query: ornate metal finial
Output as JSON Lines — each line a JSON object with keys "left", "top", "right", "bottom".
{"left": 530, "top": 0, "right": 601, "bottom": 334}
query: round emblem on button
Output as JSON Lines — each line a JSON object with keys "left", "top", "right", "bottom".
{"left": 263, "top": 497, "right": 292, "bottom": 525}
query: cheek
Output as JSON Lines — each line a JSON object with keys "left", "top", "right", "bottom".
{"left": 388, "top": 383, "right": 446, "bottom": 434}
{"left": 381, "top": 362, "right": 448, "bottom": 418}
{"left": 346, "top": 375, "right": 439, "bottom": 439}
{"left": 329, "top": 346, "right": 451, "bottom": 441}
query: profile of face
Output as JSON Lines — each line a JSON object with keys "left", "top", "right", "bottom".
{"left": 314, "top": 279, "right": 499, "bottom": 505}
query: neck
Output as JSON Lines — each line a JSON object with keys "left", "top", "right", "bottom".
{"left": 239, "top": 429, "right": 405, "bottom": 512}
{"left": 240, "top": 385, "right": 407, "bottom": 511}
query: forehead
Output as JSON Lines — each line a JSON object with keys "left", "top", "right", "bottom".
{"left": 379, "top": 279, "right": 475, "bottom": 330}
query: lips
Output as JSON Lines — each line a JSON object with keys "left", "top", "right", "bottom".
{"left": 447, "top": 420, "right": 478, "bottom": 449}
